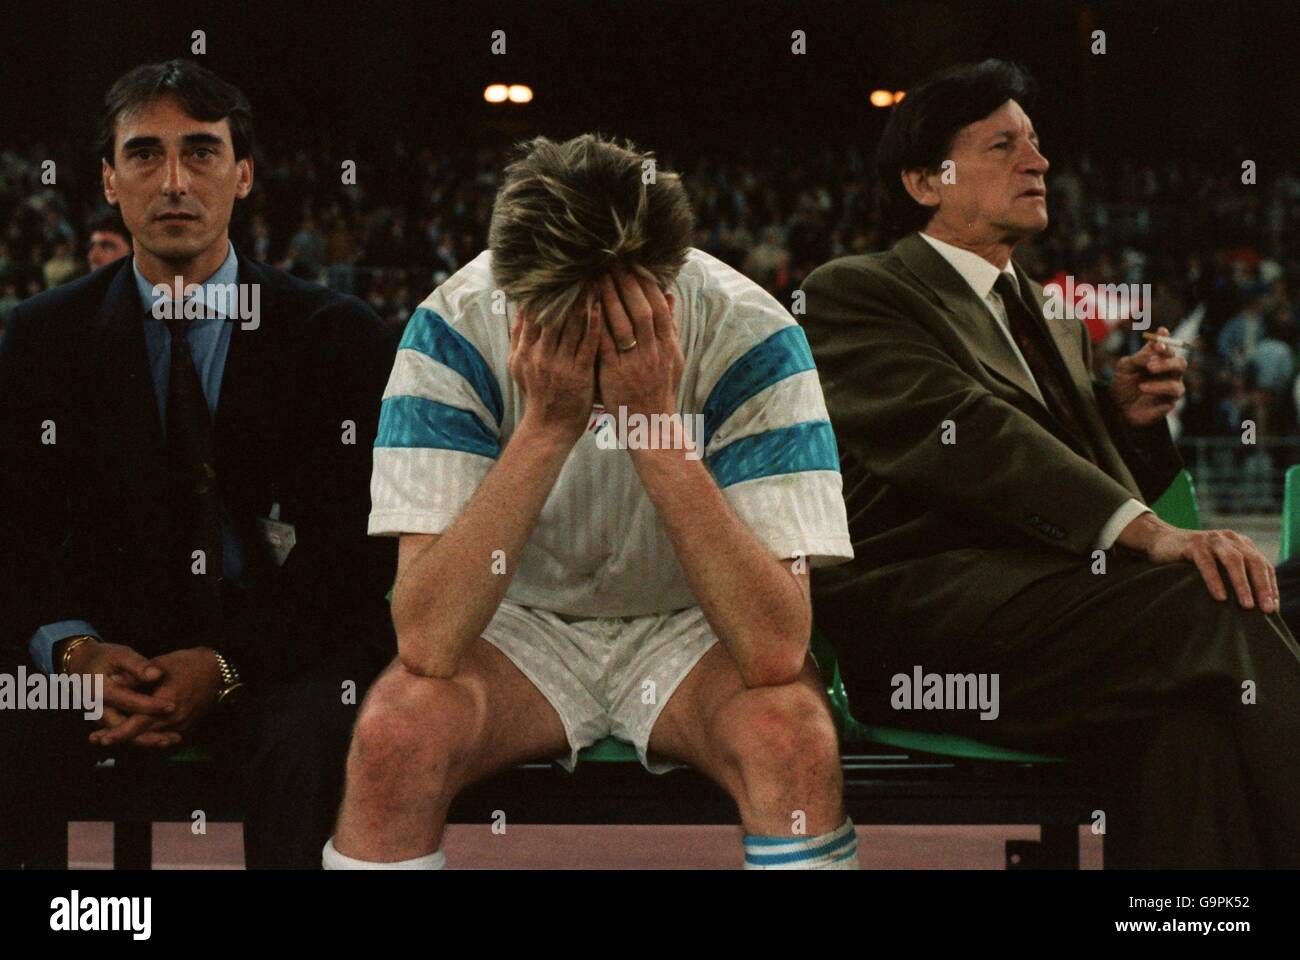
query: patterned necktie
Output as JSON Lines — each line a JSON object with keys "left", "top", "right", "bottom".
{"left": 993, "top": 273, "right": 1101, "bottom": 466}
{"left": 164, "top": 314, "right": 223, "bottom": 640}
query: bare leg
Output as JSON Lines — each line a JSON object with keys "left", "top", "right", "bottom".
{"left": 332, "top": 637, "right": 568, "bottom": 862}
{"left": 648, "top": 642, "right": 844, "bottom": 837}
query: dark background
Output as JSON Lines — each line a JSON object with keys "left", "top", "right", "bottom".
{"left": 2, "top": 0, "right": 1298, "bottom": 162}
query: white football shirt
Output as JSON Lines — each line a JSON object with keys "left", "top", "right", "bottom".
{"left": 369, "top": 247, "right": 853, "bottom": 617}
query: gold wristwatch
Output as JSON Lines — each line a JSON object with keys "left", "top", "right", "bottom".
{"left": 212, "top": 651, "right": 246, "bottom": 707}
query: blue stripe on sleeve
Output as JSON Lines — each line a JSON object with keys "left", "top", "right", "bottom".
{"left": 705, "top": 420, "right": 839, "bottom": 489}
{"left": 702, "top": 325, "right": 816, "bottom": 448}
{"left": 376, "top": 395, "right": 500, "bottom": 459}
{"left": 399, "top": 307, "right": 504, "bottom": 426}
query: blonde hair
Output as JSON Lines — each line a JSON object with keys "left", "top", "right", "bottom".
{"left": 488, "top": 133, "right": 695, "bottom": 328}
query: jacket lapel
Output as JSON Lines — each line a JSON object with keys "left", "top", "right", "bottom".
{"left": 893, "top": 233, "right": 1145, "bottom": 499}
{"left": 1017, "top": 263, "right": 1092, "bottom": 396}
{"left": 894, "top": 233, "right": 1049, "bottom": 415}
{"left": 91, "top": 263, "right": 167, "bottom": 498}
{"left": 1018, "top": 263, "right": 1143, "bottom": 496}
{"left": 213, "top": 255, "right": 276, "bottom": 448}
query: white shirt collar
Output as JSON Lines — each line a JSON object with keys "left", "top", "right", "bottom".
{"left": 919, "top": 231, "right": 1018, "bottom": 301}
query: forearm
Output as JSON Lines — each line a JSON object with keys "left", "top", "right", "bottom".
{"left": 632, "top": 444, "right": 810, "bottom": 687}
{"left": 391, "top": 416, "right": 575, "bottom": 677}
{"left": 1115, "top": 509, "right": 1170, "bottom": 552}
{"left": 813, "top": 354, "right": 1130, "bottom": 551}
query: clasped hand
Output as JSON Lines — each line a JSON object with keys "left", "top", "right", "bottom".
{"left": 68, "top": 641, "right": 222, "bottom": 749}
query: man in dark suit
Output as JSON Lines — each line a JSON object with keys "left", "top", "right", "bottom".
{"left": 802, "top": 59, "right": 1300, "bottom": 868}
{"left": 0, "top": 60, "right": 397, "bottom": 868}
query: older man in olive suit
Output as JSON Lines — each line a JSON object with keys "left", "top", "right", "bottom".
{"left": 802, "top": 59, "right": 1300, "bottom": 868}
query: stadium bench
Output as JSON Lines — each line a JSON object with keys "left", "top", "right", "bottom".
{"left": 1150, "top": 467, "right": 1202, "bottom": 532}
{"left": 1281, "top": 464, "right": 1300, "bottom": 562}
{"left": 38, "top": 470, "right": 1202, "bottom": 870}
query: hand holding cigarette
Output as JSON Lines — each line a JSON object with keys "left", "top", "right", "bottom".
{"left": 1110, "top": 326, "right": 1188, "bottom": 428}
{"left": 1141, "top": 331, "right": 1193, "bottom": 351}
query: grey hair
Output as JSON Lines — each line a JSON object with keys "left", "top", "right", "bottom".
{"left": 488, "top": 133, "right": 695, "bottom": 328}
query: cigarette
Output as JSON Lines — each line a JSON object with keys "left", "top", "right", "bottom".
{"left": 1141, "top": 332, "right": 1193, "bottom": 350}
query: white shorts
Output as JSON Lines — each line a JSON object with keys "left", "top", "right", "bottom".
{"left": 481, "top": 599, "right": 721, "bottom": 774}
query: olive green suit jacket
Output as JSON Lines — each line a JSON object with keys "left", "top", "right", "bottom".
{"left": 801, "top": 232, "right": 1183, "bottom": 648}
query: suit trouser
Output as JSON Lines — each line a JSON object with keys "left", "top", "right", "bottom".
{"left": 839, "top": 552, "right": 1300, "bottom": 868}
{"left": 0, "top": 644, "right": 388, "bottom": 869}
{"left": 1276, "top": 555, "right": 1300, "bottom": 640}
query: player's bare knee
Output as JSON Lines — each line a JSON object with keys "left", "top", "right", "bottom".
{"left": 721, "top": 682, "right": 839, "bottom": 787}
{"left": 349, "top": 670, "right": 474, "bottom": 794}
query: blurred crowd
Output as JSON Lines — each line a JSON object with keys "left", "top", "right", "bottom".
{"left": 3, "top": 141, "right": 1299, "bottom": 469}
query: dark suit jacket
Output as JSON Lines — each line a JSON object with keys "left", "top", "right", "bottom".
{"left": 0, "top": 253, "right": 398, "bottom": 686}
{"left": 801, "top": 232, "right": 1183, "bottom": 651}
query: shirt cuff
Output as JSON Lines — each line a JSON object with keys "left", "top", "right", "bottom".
{"left": 29, "top": 620, "right": 100, "bottom": 675}
{"left": 1094, "top": 499, "right": 1151, "bottom": 551}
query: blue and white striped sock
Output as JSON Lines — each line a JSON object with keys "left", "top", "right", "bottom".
{"left": 743, "top": 817, "right": 859, "bottom": 870}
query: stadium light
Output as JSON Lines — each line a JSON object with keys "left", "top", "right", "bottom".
{"left": 507, "top": 84, "right": 534, "bottom": 103}
{"left": 484, "top": 84, "right": 509, "bottom": 103}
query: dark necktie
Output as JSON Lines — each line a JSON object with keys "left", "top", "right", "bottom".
{"left": 164, "top": 314, "right": 223, "bottom": 640}
{"left": 994, "top": 272, "right": 1101, "bottom": 466}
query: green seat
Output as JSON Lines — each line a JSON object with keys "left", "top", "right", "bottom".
{"left": 167, "top": 746, "right": 215, "bottom": 763}
{"left": 812, "top": 470, "right": 1204, "bottom": 764}
{"left": 578, "top": 737, "right": 639, "bottom": 762}
{"left": 1281, "top": 465, "right": 1300, "bottom": 562}
{"left": 809, "top": 625, "right": 864, "bottom": 741}
{"left": 811, "top": 626, "right": 1057, "bottom": 763}
{"left": 850, "top": 723, "right": 1057, "bottom": 762}
{"left": 1150, "top": 468, "right": 1201, "bottom": 530}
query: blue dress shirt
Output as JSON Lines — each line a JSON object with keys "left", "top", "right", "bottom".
{"left": 29, "top": 242, "right": 248, "bottom": 672}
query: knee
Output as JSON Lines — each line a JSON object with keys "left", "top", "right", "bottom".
{"left": 718, "top": 682, "right": 840, "bottom": 788}
{"left": 348, "top": 666, "right": 475, "bottom": 793}
{"left": 1155, "top": 566, "right": 1280, "bottom": 670}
